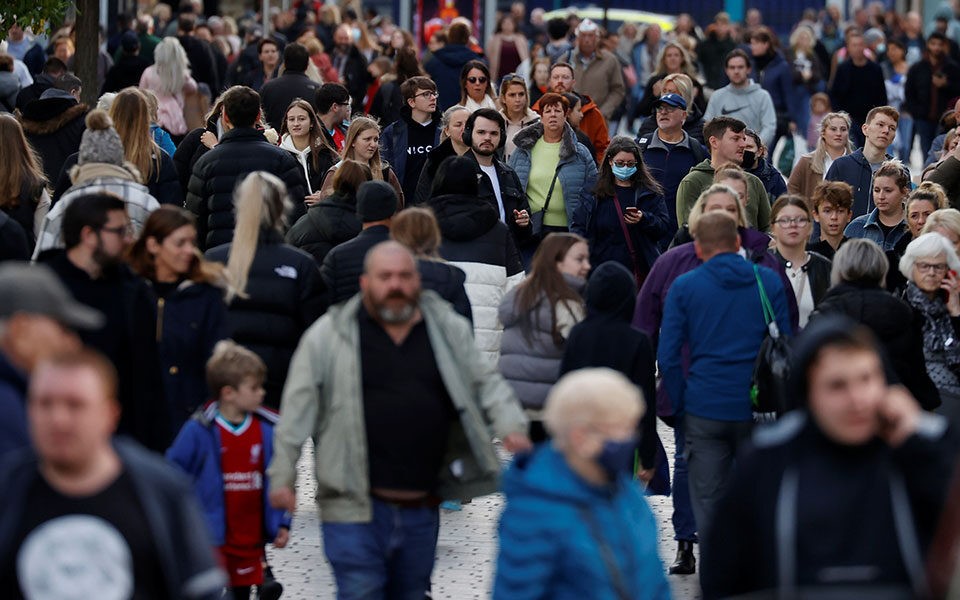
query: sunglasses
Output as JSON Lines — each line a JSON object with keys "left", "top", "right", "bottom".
{"left": 467, "top": 76, "right": 488, "bottom": 84}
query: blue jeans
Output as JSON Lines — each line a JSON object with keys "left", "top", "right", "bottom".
{"left": 671, "top": 420, "right": 697, "bottom": 542}
{"left": 322, "top": 498, "right": 440, "bottom": 600}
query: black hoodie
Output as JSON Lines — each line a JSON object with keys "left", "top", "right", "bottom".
{"left": 559, "top": 262, "right": 658, "bottom": 469}
{"left": 428, "top": 193, "right": 523, "bottom": 276}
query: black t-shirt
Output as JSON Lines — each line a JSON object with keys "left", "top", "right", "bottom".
{"left": 2, "top": 469, "right": 169, "bottom": 599}
{"left": 403, "top": 120, "right": 438, "bottom": 203}
{"left": 358, "top": 306, "right": 456, "bottom": 492}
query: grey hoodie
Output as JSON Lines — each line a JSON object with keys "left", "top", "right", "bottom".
{"left": 703, "top": 79, "right": 777, "bottom": 147}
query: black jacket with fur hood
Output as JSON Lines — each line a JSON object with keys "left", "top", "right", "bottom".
{"left": 18, "top": 93, "right": 88, "bottom": 184}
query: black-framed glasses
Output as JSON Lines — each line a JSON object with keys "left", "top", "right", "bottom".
{"left": 916, "top": 261, "right": 949, "bottom": 274}
{"left": 415, "top": 91, "right": 439, "bottom": 99}
{"left": 100, "top": 223, "right": 134, "bottom": 237}
{"left": 612, "top": 161, "right": 638, "bottom": 168}
{"left": 467, "top": 76, "right": 488, "bottom": 84}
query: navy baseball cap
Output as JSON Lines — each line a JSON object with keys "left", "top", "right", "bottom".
{"left": 653, "top": 93, "right": 687, "bottom": 111}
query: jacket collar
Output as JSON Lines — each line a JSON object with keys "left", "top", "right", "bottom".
{"left": 512, "top": 121, "right": 578, "bottom": 159}
{"left": 643, "top": 129, "right": 695, "bottom": 152}
{"left": 220, "top": 127, "right": 268, "bottom": 144}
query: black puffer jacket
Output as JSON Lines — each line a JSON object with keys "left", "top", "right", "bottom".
{"left": 414, "top": 138, "right": 460, "bottom": 206}
{"left": 173, "top": 121, "right": 216, "bottom": 198}
{"left": 286, "top": 192, "right": 362, "bottom": 265}
{"left": 813, "top": 282, "right": 941, "bottom": 410}
{"left": 428, "top": 193, "right": 523, "bottom": 275}
{"left": 417, "top": 258, "right": 472, "bottom": 323}
{"left": 320, "top": 225, "right": 391, "bottom": 307}
{"left": 205, "top": 230, "right": 324, "bottom": 409}
{"left": 18, "top": 95, "right": 88, "bottom": 184}
{"left": 186, "top": 127, "right": 308, "bottom": 250}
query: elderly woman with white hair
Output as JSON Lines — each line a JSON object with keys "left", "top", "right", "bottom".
{"left": 901, "top": 232, "right": 960, "bottom": 422}
{"left": 494, "top": 368, "right": 670, "bottom": 600}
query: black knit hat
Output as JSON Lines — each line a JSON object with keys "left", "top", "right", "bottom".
{"left": 356, "top": 180, "right": 398, "bottom": 223}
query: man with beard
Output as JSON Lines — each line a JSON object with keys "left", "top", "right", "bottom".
{"left": 462, "top": 108, "right": 531, "bottom": 241}
{"left": 269, "top": 240, "right": 530, "bottom": 599}
{"left": 40, "top": 193, "right": 168, "bottom": 451}
{"left": 330, "top": 23, "right": 370, "bottom": 114}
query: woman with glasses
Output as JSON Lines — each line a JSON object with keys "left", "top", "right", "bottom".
{"left": 844, "top": 160, "right": 910, "bottom": 251}
{"left": 588, "top": 137, "right": 668, "bottom": 286}
{"left": 769, "top": 194, "right": 831, "bottom": 327}
{"left": 901, "top": 232, "right": 960, "bottom": 424}
{"left": 885, "top": 184, "right": 949, "bottom": 294}
{"left": 458, "top": 60, "right": 498, "bottom": 112}
{"left": 499, "top": 75, "right": 539, "bottom": 162}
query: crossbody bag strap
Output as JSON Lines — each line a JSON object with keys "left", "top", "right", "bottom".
{"left": 753, "top": 264, "right": 778, "bottom": 331}
{"left": 611, "top": 193, "right": 642, "bottom": 276}
{"left": 540, "top": 164, "right": 563, "bottom": 214}
{"left": 577, "top": 506, "right": 633, "bottom": 600}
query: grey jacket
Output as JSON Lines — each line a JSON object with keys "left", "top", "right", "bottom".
{"left": 508, "top": 122, "right": 598, "bottom": 236}
{"left": 703, "top": 80, "right": 777, "bottom": 148}
{"left": 267, "top": 290, "right": 527, "bottom": 523}
{"left": 498, "top": 274, "right": 586, "bottom": 412}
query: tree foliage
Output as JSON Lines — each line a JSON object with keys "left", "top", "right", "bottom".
{"left": 0, "top": 0, "right": 72, "bottom": 33}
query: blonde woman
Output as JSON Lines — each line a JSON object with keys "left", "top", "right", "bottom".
{"left": 318, "top": 116, "right": 404, "bottom": 203}
{"left": 634, "top": 41, "right": 706, "bottom": 119}
{"left": 139, "top": 37, "right": 198, "bottom": 137}
{"left": 204, "top": 171, "right": 324, "bottom": 409}
{"left": 0, "top": 114, "right": 50, "bottom": 252}
{"left": 788, "top": 111, "right": 855, "bottom": 202}
{"left": 634, "top": 72, "right": 706, "bottom": 143}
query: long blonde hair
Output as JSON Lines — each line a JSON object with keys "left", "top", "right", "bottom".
{"left": 810, "top": 112, "right": 855, "bottom": 175}
{"left": 0, "top": 114, "right": 46, "bottom": 208}
{"left": 226, "top": 172, "right": 291, "bottom": 301}
{"left": 153, "top": 37, "right": 190, "bottom": 96}
{"left": 341, "top": 116, "right": 385, "bottom": 181}
{"left": 655, "top": 41, "right": 699, "bottom": 81}
{"left": 110, "top": 89, "right": 162, "bottom": 185}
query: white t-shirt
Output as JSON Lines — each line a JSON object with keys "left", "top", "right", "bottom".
{"left": 478, "top": 163, "right": 505, "bottom": 222}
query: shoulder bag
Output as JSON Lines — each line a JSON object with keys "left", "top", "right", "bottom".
{"left": 750, "top": 264, "right": 793, "bottom": 423}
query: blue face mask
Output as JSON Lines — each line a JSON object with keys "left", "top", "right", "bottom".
{"left": 596, "top": 436, "right": 637, "bottom": 481}
{"left": 342, "top": 119, "right": 351, "bottom": 129}
{"left": 612, "top": 165, "right": 638, "bottom": 180}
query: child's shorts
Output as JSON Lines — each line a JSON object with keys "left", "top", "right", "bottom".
{"left": 218, "top": 546, "right": 264, "bottom": 587}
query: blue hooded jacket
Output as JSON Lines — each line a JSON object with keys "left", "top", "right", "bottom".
{"left": 424, "top": 45, "right": 484, "bottom": 111}
{"left": 166, "top": 402, "right": 291, "bottom": 546}
{"left": 494, "top": 444, "right": 670, "bottom": 600}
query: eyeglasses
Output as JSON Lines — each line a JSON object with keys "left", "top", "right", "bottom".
{"left": 100, "top": 223, "right": 134, "bottom": 237}
{"left": 773, "top": 217, "right": 811, "bottom": 227}
{"left": 415, "top": 91, "right": 439, "bottom": 99}
{"left": 612, "top": 161, "right": 637, "bottom": 168}
{"left": 466, "top": 76, "right": 488, "bottom": 84}
{"left": 916, "top": 261, "right": 949, "bottom": 274}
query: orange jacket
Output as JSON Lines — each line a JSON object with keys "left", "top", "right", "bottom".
{"left": 532, "top": 93, "right": 608, "bottom": 163}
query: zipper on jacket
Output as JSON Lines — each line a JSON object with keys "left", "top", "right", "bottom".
{"left": 156, "top": 297, "right": 164, "bottom": 343}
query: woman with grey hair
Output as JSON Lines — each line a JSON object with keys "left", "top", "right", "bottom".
{"left": 813, "top": 238, "right": 940, "bottom": 409}
{"left": 901, "top": 232, "right": 960, "bottom": 420}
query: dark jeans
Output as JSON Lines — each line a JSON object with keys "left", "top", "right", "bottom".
{"left": 684, "top": 414, "right": 752, "bottom": 539}
{"left": 914, "top": 118, "right": 939, "bottom": 161}
{"left": 322, "top": 498, "right": 440, "bottom": 600}
{"left": 671, "top": 419, "right": 697, "bottom": 542}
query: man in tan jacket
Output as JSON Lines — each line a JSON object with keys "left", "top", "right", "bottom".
{"left": 559, "top": 19, "right": 626, "bottom": 125}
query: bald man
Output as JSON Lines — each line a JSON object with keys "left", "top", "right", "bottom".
{"left": 269, "top": 241, "right": 530, "bottom": 598}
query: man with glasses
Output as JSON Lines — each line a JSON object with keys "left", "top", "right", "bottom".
{"left": 637, "top": 93, "right": 709, "bottom": 249}
{"left": 39, "top": 193, "right": 169, "bottom": 451}
{"left": 315, "top": 83, "right": 352, "bottom": 152}
{"left": 534, "top": 62, "right": 609, "bottom": 162}
{"left": 379, "top": 76, "right": 442, "bottom": 205}
{"left": 675, "top": 116, "right": 772, "bottom": 230}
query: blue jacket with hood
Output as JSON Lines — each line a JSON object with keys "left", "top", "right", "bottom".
{"left": 494, "top": 444, "right": 670, "bottom": 600}
{"left": 166, "top": 402, "right": 291, "bottom": 547}
{"left": 424, "top": 44, "right": 484, "bottom": 111}
{"left": 825, "top": 148, "right": 893, "bottom": 218}
{"left": 658, "top": 252, "right": 792, "bottom": 421}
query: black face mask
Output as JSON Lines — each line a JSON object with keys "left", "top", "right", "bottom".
{"left": 742, "top": 150, "right": 757, "bottom": 169}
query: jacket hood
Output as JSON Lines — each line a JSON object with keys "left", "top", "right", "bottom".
{"left": 727, "top": 80, "right": 763, "bottom": 94}
{"left": 431, "top": 44, "right": 481, "bottom": 67}
{"left": 749, "top": 157, "right": 777, "bottom": 179}
{"left": 19, "top": 101, "right": 88, "bottom": 134}
{"left": 502, "top": 444, "right": 622, "bottom": 506}
{"left": 702, "top": 251, "right": 760, "bottom": 290}
{"left": 428, "top": 193, "right": 499, "bottom": 241}
{"left": 512, "top": 121, "right": 579, "bottom": 159}
{"left": 279, "top": 133, "right": 308, "bottom": 155}
{"left": 585, "top": 262, "right": 636, "bottom": 322}
{"left": 308, "top": 194, "right": 362, "bottom": 240}
{"left": 740, "top": 227, "right": 775, "bottom": 257}
{"left": 690, "top": 158, "right": 715, "bottom": 174}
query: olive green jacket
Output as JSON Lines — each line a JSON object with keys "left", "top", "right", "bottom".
{"left": 675, "top": 159, "right": 771, "bottom": 231}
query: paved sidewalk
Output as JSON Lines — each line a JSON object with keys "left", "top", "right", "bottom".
{"left": 267, "top": 421, "right": 701, "bottom": 599}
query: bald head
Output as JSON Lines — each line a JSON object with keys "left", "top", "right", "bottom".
{"left": 694, "top": 212, "right": 741, "bottom": 260}
{"left": 364, "top": 241, "right": 416, "bottom": 275}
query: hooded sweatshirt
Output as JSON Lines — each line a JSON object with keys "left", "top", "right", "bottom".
{"left": 675, "top": 158, "right": 772, "bottom": 230}
{"left": 703, "top": 79, "right": 777, "bottom": 147}
{"left": 424, "top": 44, "right": 483, "bottom": 111}
{"left": 658, "top": 252, "right": 792, "bottom": 421}
{"left": 494, "top": 444, "right": 670, "bottom": 600}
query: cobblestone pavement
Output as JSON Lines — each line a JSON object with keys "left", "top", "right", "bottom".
{"left": 266, "top": 420, "right": 701, "bottom": 599}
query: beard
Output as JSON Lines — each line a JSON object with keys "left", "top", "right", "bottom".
{"left": 371, "top": 290, "right": 420, "bottom": 324}
{"left": 93, "top": 241, "right": 124, "bottom": 272}
{"left": 473, "top": 143, "right": 497, "bottom": 156}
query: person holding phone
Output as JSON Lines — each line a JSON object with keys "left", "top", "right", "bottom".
{"left": 586, "top": 137, "right": 669, "bottom": 286}
{"left": 901, "top": 232, "right": 960, "bottom": 426}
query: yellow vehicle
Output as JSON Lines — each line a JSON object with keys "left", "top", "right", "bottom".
{"left": 541, "top": 7, "right": 676, "bottom": 32}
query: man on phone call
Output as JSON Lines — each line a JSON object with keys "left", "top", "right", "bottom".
{"left": 904, "top": 32, "right": 960, "bottom": 159}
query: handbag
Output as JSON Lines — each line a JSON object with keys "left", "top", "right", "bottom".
{"left": 750, "top": 264, "right": 793, "bottom": 423}
{"left": 611, "top": 193, "right": 645, "bottom": 288}
{"left": 529, "top": 165, "right": 562, "bottom": 240}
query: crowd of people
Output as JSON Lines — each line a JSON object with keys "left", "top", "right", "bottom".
{"left": 5, "top": 1, "right": 960, "bottom": 598}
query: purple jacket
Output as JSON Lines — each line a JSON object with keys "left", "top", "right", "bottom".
{"left": 632, "top": 228, "right": 799, "bottom": 416}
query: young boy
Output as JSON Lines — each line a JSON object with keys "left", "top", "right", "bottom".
{"left": 807, "top": 180, "right": 854, "bottom": 259}
{"left": 167, "top": 340, "right": 290, "bottom": 599}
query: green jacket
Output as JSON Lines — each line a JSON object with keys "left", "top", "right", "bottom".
{"left": 267, "top": 290, "right": 528, "bottom": 523}
{"left": 675, "top": 159, "right": 771, "bottom": 231}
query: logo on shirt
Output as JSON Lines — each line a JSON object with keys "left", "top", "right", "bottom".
{"left": 274, "top": 265, "right": 298, "bottom": 279}
{"left": 407, "top": 145, "right": 434, "bottom": 155}
{"left": 720, "top": 105, "right": 747, "bottom": 116}
{"left": 250, "top": 443, "right": 261, "bottom": 465}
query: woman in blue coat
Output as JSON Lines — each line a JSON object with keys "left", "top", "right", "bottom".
{"left": 494, "top": 368, "right": 670, "bottom": 600}
{"left": 588, "top": 137, "right": 669, "bottom": 286}
{"left": 128, "top": 206, "right": 229, "bottom": 436}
